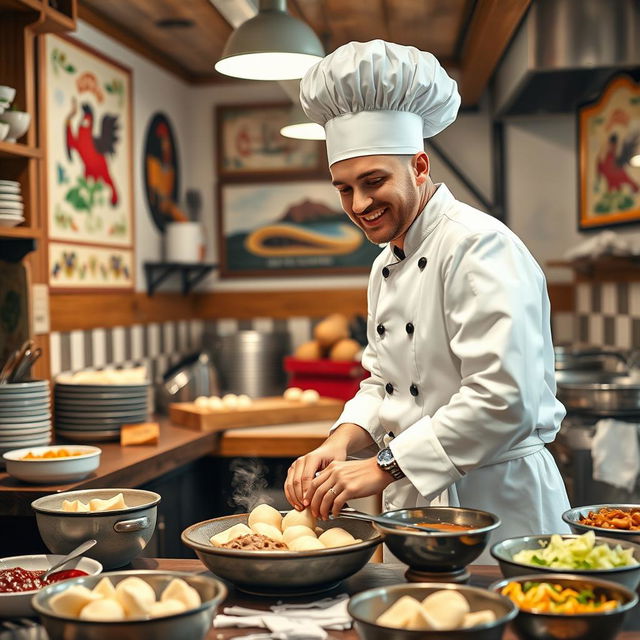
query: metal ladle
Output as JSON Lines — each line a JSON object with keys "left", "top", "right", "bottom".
{"left": 335, "top": 508, "right": 443, "bottom": 532}
{"left": 42, "top": 539, "right": 97, "bottom": 581}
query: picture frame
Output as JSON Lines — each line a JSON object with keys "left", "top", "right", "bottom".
{"left": 44, "top": 34, "right": 134, "bottom": 290}
{"left": 216, "top": 103, "right": 327, "bottom": 180}
{"left": 578, "top": 73, "right": 640, "bottom": 231}
{"left": 217, "top": 180, "right": 382, "bottom": 278}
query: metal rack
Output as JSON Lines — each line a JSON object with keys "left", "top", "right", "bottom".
{"left": 143, "top": 261, "right": 217, "bottom": 296}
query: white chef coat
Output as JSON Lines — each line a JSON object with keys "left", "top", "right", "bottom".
{"left": 333, "top": 184, "right": 570, "bottom": 560}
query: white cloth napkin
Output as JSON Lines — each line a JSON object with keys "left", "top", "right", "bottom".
{"left": 591, "top": 419, "right": 640, "bottom": 492}
{"left": 213, "top": 594, "right": 351, "bottom": 640}
{"left": 563, "top": 230, "right": 635, "bottom": 261}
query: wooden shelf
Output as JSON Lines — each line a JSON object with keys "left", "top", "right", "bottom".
{"left": 0, "top": 0, "right": 42, "bottom": 12}
{"left": 548, "top": 256, "right": 640, "bottom": 282}
{"left": 0, "top": 224, "right": 39, "bottom": 238}
{"left": 35, "top": 2, "right": 75, "bottom": 33}
{"left": 0, "top": 140, "right": 41, "bottom": 158}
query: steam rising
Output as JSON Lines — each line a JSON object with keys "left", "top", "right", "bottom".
{"left": 228, "top": 459, "right": 274, "bottom": 512}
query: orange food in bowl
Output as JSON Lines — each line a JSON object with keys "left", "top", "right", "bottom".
{"left": 579, "top": 508, "right": 640, "bottom": 531}
{"left": 22, "top": 449, "right": 84, "bottom": 460}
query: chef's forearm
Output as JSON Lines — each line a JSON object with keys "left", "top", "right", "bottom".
{"left": 328, "top": 422, "right": 377, "bottom": 455}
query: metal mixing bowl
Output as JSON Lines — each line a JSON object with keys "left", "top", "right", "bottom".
{"left": 181, "top": 513, "right": 382, "bottom": 596}
{"left": 32, "top": 570, "right": 227, "bottom": 640}
{"left": 32, "top": 488, "right": 160, "bottom": 570}
{"left": 491, "top": 534, "right": 640, "bottom": 590}
{"left": 563, "top": 504, "right": 640, "bottom": 545}
{"left": 347, "top": 582, "right": 517, "bottom": 640}
{"left": 373, "top": 507, "right": 501, "bottom": 572}
{"left": 490, "top": 573, "right": 638, "bottom": 640}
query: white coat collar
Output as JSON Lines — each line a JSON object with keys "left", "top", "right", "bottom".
{"left": 395, "top": 183, "right": 454, "bottom": 259}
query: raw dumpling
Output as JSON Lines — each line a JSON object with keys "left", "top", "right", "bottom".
{"left": 194, "top": 396, "right": 209, "bottom": 408}
{"left": 89, "top": 493, "right": 127, "bottom": 512}
{"left": 282, "top": 525, "right": 316, "bottom": 546}
{"left": 91, "top": 577, "right": 116, "bottom": 599}
{"left": 115, "top": 577, "right": 156, "bottom": 617}
{"left": 209, "top": 523, "right": 253, "bottom": 546}
{"left": 248, "top": 503, "right": 283, "bottom": 530}
{"left": 301, "top": 389, "right": 320, "bottom": 404}
{"left": 207, "top": 396, "right": 223, "bottom": 410}
{"left": 376, "top": 595, "right": 433, "bottom": 630}
{"left": 287, "top": 536, "right": 325, "bottom": 551}
{"left": 237, "top": 394, "right": 252, "bottom": 408}
{"left": 79, "top": 598, "right": 126, "bottom": 621}
{"left": 222, "top": 393, "right": 238, "bottom": 409}
{"left": 462, "top": 610, "right": 496, "bottom": 628}
{"left": 149, "top": 599, "right": 187, "bottom": 617}
{"left": 251, "top": 522, "right": 284, "bottom": 542}
{"left": 160, "top": 578, "right": 201, "bottom": 609}
{"left": 62, "top": 499, "right": 90, "bottom": 512}
{"left": 283, "top": 387, "right": 303, "bottom": 401}
{"left": 318, "top": 528, "right": 357, "bottom": 548}
{"left": 49, "top": 586, "right": 102, "bottom": 617}
{"left": 282, "top": 508, "right": 316, "bottom": 531}
{"left": 421, "top": 590, "right": 470, "bottom": 630}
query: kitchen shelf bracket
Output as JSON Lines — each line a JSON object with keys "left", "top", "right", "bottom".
{"left": 0, "top": 237, "right": 36, "bottom": 262}
{"left": 144, "top": 261, "right": 217, "bottom": 296}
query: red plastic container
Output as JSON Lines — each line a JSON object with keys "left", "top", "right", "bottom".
{"left": 283, "top": 356, "right": 368, "bottom": 402}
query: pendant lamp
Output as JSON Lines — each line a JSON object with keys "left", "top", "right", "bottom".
{"left": 215, "top": 0, "right": 324, "bottom": 81}
{"left": 280, "top": 104, "right": 325, "bottom": 140}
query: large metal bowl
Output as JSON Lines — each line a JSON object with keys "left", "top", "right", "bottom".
{"left": 557, "top": 375, "right": 640, "bottom": 416}
{"left": 490, "top": 573, "right": 638, "bottom": 640}
{"left": 563, "top": 504, "right": 640, "bottom": 545}
{"left": 373, "top": 507, "right": 501, "bottom": 573}
{"left": 32, "top": 570, "right": 227, "bottom": 640}
{"left": 32, "top": 488, "right": 160, "bottom": 570}
{"left": 491, "top": 534, "right": 640, "bottom": 590}
{"left": 347, "top": 582, "right": 517, "bottom": 640}
{"left": 181, "top": 513, "right": 382, "bottom": 596}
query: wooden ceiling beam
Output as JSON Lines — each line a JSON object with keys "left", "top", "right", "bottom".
{"left": 458, "top": 0, "right": 531, "bottom": 107}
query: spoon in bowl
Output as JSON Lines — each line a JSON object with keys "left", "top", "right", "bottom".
{"left": 333, "top": 508, "right": 442, "bottom": 532}
{"left": 42, "top": 539, "right": 97, "bottom": 581}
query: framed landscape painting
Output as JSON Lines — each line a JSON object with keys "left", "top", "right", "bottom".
{"left": 217, "top": 180, "right": 382, "bottom": 277}
{"left": 216, "top": 103, "right": 326, "bottom": 180}
{"left": 578, "top": 73, "right": 640, "bottom": 230}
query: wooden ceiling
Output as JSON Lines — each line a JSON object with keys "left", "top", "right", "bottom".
{"left": 78, "top": 0, "right": 532, "bottom": 107}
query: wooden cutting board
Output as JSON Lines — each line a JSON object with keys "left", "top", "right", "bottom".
{"left": 169, "top": 396, "right": 344, "bottom": 432}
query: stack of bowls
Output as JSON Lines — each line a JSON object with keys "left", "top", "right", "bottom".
{"left": 0, "top": 380, "right": 51, "bottom": 463}
{"left": 0, "top": 178, "right": 24, "bottom": 227}
{"left": 54, "top": 378, "right": 150, "bottom": 442}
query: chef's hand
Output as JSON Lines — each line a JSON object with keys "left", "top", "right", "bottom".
{"left": 307, "top": 457, "right": 395, "bottom": 520}
{"left": 284, "top": 440, "right": 347, "bottom": 511}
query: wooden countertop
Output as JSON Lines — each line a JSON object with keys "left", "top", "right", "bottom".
{"left": 0, "top": 418, "right": 332, "bottom": 517}
{"left": 128, "top": 558, "right": 640, "bottom": 640}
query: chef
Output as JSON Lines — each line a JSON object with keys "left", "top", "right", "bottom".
{"left": 284, "top": 40, "right": 571, "bottom": 547}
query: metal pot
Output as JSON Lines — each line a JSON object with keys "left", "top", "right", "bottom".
{"left": 557, "top": 374, "right": 640, "bottom": 416}
{"left": 31, "top": 488, "right": 160, "bottom": 570}
{"left": 554, "top": 345, "right": 627, "bottom": 372}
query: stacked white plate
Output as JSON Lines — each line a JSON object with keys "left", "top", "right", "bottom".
{"left": 54, "top": 380, "right": 150, "bottom": 442}
{"left": 0, "top": 380, "right": 52, "bottom": 464}
{"left": 0, "top": 179, "right": 24, "bottom": 227}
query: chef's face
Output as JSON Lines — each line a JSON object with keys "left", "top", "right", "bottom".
{"left": 330, "top": 152, "right": 429, "bottom": 246}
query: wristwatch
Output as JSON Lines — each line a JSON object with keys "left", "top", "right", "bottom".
{"left": 376, "top": 447, "right": 405, "bottom": 480}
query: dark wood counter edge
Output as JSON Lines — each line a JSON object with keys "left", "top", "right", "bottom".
{"left": 0, "top": 421, "right": 219, "bottom": 517}
{"left": 129, "top": 558, "right": 640, "bottom": 640}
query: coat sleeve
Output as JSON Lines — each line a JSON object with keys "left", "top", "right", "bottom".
{"left": 389, "top": 230, "right": 560, "bottom": 500}
{"left": 330, "top": 267, "right": 387, "bottom": 448}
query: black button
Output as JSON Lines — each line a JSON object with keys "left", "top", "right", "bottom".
{"left": 377, "top": 324, "right": 385, "bottom": 336}
{"left": 382, "top": 266, "right": 390, "bottom": 278}
{"left": 409, "top": 384, "right": 419, "bottom": 397}
{"left": 418, "top": 257, "right": 427, "bottom": 270}
{"left": 385, "top": 383, "right": 394, "bottom": 394}
{"left": 405, "top": 322, "right": 414, "bottom": 334}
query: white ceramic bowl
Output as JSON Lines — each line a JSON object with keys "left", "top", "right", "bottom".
{"left": 0, "top": 121, "right": 9, "bottom": 141}
{"left": 0, "top": 553, "right": 102, "bottom": 618}
{"left": 0, "top": 86, "right": 16, "bottom": 102}
{"left": 3, "top": 445, "right": 101, "bottom": 483}
{"left": 0, "top": 111, "right": 31, "bottom": 143}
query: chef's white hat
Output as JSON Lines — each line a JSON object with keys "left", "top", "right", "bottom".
{"left": 300, "top": 39, "right": 460, "bottom": 166}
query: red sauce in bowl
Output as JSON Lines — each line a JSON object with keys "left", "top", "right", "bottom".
{"left": 0, "top": 567, "right": 88, "bottom": 593}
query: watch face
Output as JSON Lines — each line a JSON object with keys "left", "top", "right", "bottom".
{"left": 378, "top": 448, "right": 394, "bottom": 465}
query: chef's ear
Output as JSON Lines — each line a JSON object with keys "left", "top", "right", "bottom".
{"left": 412, "top": 151, "right": 430, "bottom": 186}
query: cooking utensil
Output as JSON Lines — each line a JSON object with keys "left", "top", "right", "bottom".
{"left": 336, "top": 508, "right": 442, "bottom": 532}
{"left": 41, "top": 538, "right": 97, "bottom": 580}
{"left": 557, "top": 375, "right": 640, "bottom": 416}
{"left": 4, "top": 339, "right": 34, "bottom": 383}
{"left": 0, "top": 349, "right": 19, "bottom": 383}
{"left": 10, "top": 346, "right": 42, "bottom": 382}
{"left": 554, "top": 345, "right": 628, "bottom": 371}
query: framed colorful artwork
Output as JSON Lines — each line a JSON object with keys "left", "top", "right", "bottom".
{"left": 44, "top": 34, "right": 134, "bottom": 289}
{"left": 216, "top": 103, "right": 327, "bottom": 180}
{"left": 578, "top": 73, "right": 640, "bottom": 230}
{"left": 217, "top": 180, "right": 382, "bottom": 278}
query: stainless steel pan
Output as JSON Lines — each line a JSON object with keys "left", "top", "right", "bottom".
{"left": 558, "top": 375, "right": 640, "bottom": 416}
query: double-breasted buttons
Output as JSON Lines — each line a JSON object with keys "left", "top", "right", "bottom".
{"left": 385, "top": 382, "right": 394, "bottom": 395}
{"left": 418, "top": 257, "right": 427, "bottom": 270}
{"left": 377, "top": 324, "right": 385, "bottom": 336}
{"left": 409, "top": 384, "right": 419, "bottom": 397}
{"left": 382, "top": 266, "right": 390, "bottom": 278}
{"left": 405, "top": 322, "right": 414, "bottom": 335}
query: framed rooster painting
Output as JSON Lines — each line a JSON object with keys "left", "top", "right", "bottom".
{"left": 578, "top": 73, "right": 640, "bottom": 230}
{"left": 44, "top": 34, "right": 133, "bottom": 290}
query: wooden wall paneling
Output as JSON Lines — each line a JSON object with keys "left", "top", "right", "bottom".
{"left": 322, "top": 0, "right": 388, "bottom": 49}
